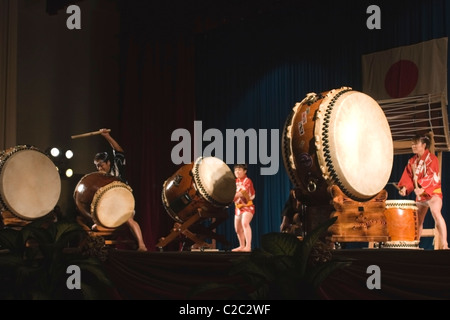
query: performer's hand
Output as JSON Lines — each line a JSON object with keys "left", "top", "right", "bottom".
{"left": 414, "top": 187, "right": 425, "bottom": 197}
{"left": 399, "top": 186, "right": 407, "bottom": 196}
{"left": 99, "top": 128, "right": 111, "bottom": 136}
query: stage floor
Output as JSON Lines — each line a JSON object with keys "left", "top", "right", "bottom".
{"left": 102, "top": 248, "right": 450, "bottom": 300}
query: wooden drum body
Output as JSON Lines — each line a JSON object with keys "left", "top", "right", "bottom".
{"left": 0, "top": 145, "right": 61, "bottom": 220}
{"left": 162, "top": 157, "right": 236, "bottom": 223}
{"left": 74, "top": 172, "right": 135, "bottom": 228}
{"left": 383, "top": 200, "right": 420, "bottom": 249}
{"left": 282, "top": 87, "right": 393, "bottom": 205}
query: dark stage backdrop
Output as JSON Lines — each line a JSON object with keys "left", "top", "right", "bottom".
{"left": 117, "top": 0, "right": 450, "bottom": 251}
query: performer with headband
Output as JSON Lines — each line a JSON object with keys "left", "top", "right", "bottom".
{"left": 93, "top": 128, "right": 148, "bottom": 251}
{"left": 232, "top": 164, "right": 255, "bottom": 252}
{"left": 398, "top": 133, "right": 448, "bottom": 249}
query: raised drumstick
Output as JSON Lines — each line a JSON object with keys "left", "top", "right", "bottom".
{"left": 71, "top": 129, "right": 111, "bottom": 139}
{"left": 389, "top": 182, "right": 401, "bottom": 190}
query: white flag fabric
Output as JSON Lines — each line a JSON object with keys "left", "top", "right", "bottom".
{"left": 362, "top": 37, "right": 447, "bottom": 101}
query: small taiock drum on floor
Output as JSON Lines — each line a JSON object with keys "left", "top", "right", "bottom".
{"left": 73, "top": 172, "right": 135, "bottom": 229}
{"left": 0, "top": 145, "right": 61, "bottom": 221}
{"left": 382, "top": 200, "right": 420, "bottom": 249}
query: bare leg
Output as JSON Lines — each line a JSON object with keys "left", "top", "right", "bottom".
{"left": 126, "top": 217, "right": 147, "bottom": 251}
{"left": 428, "top": 196, "right": 448, "bottom": 249}
{"left": 241, "top": 211, "right": 254, "bottom": 252}
{"left": 232, "top": 214, "right": 245, "bottom": 251}
{"left": 416, "top": 203, "right": 428, "bottom": 238}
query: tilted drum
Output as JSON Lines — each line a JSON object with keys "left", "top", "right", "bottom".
{"left": 74, "top": 172, "right": 135, "bottom": 228}
{"left": 162, "top": 157, "right": 236, "bottom": 223}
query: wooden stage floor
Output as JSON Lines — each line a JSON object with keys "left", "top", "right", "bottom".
{"left": 102, "top": 248, "right": 450, "bottom": 300}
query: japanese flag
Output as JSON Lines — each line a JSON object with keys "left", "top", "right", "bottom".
{"left": 362, "top": 37, "right": 447, "bottom": 101}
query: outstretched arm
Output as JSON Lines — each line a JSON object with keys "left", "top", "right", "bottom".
{"left": 100, "top": 128, "right": 124, "bottom": 152}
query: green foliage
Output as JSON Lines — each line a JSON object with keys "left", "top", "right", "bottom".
{"left": 190, "top": 217, "right": 352, "bottom": 300}
{"left": 0, "top": 219, "right": 113, "bottom": 300}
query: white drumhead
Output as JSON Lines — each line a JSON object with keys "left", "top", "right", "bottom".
{"left": 0, "top": 148, "right": 61, "bottom": 219}
{"left": 316, "top": 90, "right": 393, "bottom": 200}
{"left": 93, "top": 181, "right": 135, "bottom": 228}
{"left": 193, "top": 157, "right": 236, "bottom": 206}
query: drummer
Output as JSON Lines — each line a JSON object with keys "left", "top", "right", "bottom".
{"left": 398, "top": 133, "right": 448, "bottom": 249}
{"left": 232, "top": 164, "right": 255, "bottom": 252}
{"left": 93, "top": 129, "right": 148, "bottom": 251}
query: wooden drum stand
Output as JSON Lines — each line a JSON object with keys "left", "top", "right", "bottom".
{"left": 156, "top": 208, "right": 230, "bottom": 251}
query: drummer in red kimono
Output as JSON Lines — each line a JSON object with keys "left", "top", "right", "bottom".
{"left": 398, "top": 133, "right": 448, "bottom": 249}
{"left": 232, "top": 164, "right": 256, "bottom": 252}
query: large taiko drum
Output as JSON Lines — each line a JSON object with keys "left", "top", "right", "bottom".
{"left": 162, "top": 156, "right": 236, "bottom": 223}
{"left": 383, "top": 200, "right": 420, "bottom": 249}
{"left": 0, "top": 145, "right": 61, "bottom": 220}
{"left": 73, "top": 172, "right": 135, "bottom": 228}
{"left": 282, "top": 87, "right": 393, "bottom": 204}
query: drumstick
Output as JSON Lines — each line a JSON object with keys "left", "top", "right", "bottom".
{"left": 71, "top": 129, "right": 111, "bottom": 139}
{"left": 389, "top": 182, "right": 401, "bottom": 191}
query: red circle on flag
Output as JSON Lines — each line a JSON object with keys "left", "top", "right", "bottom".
{"left": 384, "top": 60, "right": 419, "bottom": 98}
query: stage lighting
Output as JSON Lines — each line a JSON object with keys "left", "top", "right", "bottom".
{"left": 65, "top": 150, "right": 74, "bottom": 159}
{"left": 46, "top": 146, "right": 75, "bottom": 179}
{"left": 65, "top": 168, "right": 73, "bottom": 178}
{"left": 50, "top": 147, "right": 60, "bottom": 157}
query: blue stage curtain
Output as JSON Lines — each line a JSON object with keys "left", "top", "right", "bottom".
{"left": 118, "top": 0, "right": 450, "bottom": 251}
{"left": 194, "top": 0, "right": 450, "bottom": 249}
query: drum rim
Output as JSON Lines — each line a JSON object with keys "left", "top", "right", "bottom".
{"left": 0, "top": 145, "right": 61, "bottom": 219}
{"left": 73, "top": 171, "right": 119, "bottom": 199}
{"left": 192, "top": 156, "right": 234, "bottom": 207}
{"left": 381, "top": 240, "right": 420, "bottom": 249}
{"left": 314, "top": 88, "right": 393, "bottom": 201}
{"left": 385, "top": 199, "right": 418, "bottom": 208}
{"left": 91, "top": 180, "right": 134, "bottom": 228}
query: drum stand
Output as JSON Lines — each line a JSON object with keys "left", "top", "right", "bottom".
{"left": 156, "top": 208, "right": 230, "bottom": 251}
{"left": 328, "top": 185, "right": 390, "bottom": 246}
{"left": 76, "top": 216, "right": 137, "bottom": 249}
{"left": 1, "top": 210, "right": 57, "bottom": 230}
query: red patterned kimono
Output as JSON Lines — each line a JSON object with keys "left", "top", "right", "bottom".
{"left": 234, "top": 176, "right": 256, "bottom": 216}
{"left": 398, "top": 149, "right": 442, "bottom": 202}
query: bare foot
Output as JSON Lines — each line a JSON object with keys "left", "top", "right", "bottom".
{"left": 241, "top": 247, "right": 251, "bottom": 252}
{"left": 232, "top": 247, "right": 244, "bottom": 252}
{"left": 138, "top": 246, "right": 148, "bottom": 252}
